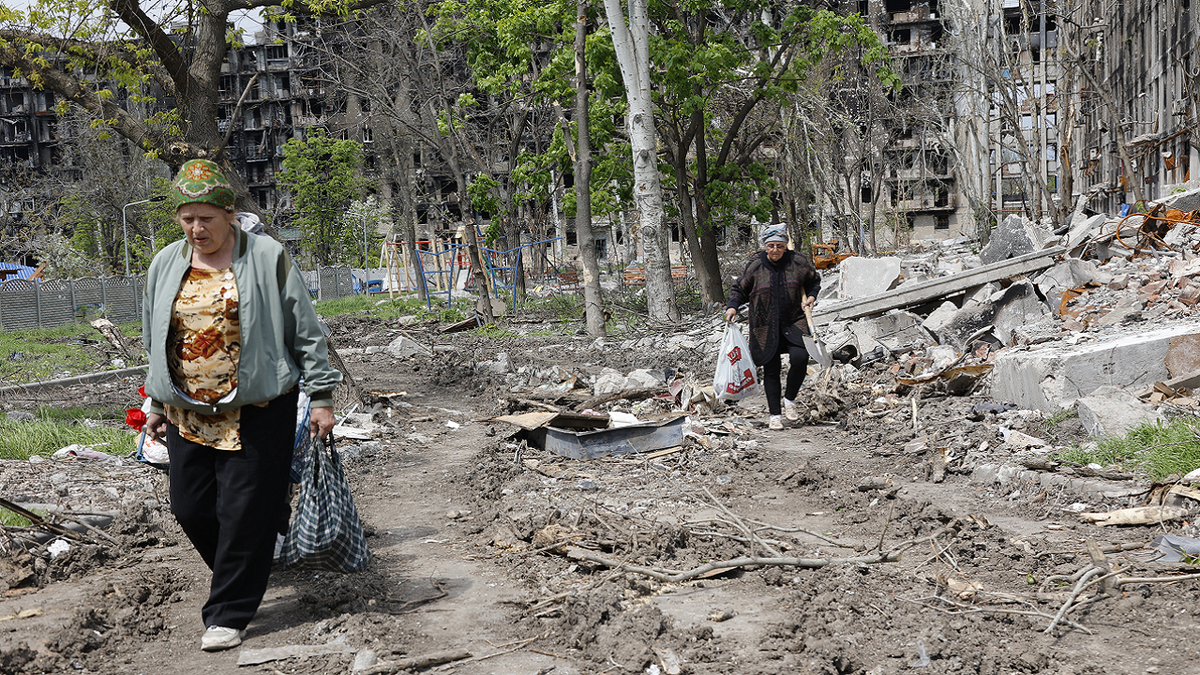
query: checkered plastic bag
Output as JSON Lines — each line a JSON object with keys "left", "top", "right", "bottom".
{"left": 279, "top": 435, "right": 371, "bottom": 572}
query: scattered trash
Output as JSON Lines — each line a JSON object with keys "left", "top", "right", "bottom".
{"left": 46, "top": 539, "right": 70, "bottom": 559}
{"left": 910, "top": 640, "right": 931, "bottom": 668}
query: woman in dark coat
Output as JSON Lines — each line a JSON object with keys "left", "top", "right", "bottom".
{"left": 724, "top": 224, "right": 821, "bottom": 430}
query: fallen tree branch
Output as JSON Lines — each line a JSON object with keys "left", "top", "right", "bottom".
{"left": 564, "top": 546, "right": 903, "bottom": 583}
{"left": 1118, "top": 572, "right": 1200, "bottom": 585}
{"left": 358, "top": 649, "right": 472, "bottom": 675}
{"left": 900, "top": 595, "right": 1093, "bottom": 635}
{"left": 1044, "top": 567, "right": 1102, "bottom": 634}
{"left": 699, "top": 486, "right": 781, "bottom": 557}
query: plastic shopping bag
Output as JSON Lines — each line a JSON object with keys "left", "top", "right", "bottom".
{"left": 290, "top": 391, "right": 312, "bottom": 484}
{"left": 279, "top": 435, "right": 372, "bottom": 573}
{"left": 713, "top": 324, "right": 758, "bottom": 401}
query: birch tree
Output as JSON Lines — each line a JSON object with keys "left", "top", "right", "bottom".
{"left": 601, "top": 0, "right": 678, "bottom": 322}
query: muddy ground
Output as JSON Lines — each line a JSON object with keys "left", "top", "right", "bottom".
{"left": 1, "top": 308, "right": 1198, "bottom": 675}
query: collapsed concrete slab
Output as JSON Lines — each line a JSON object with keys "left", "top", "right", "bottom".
{"left": 990, "top": 281, "right": 1051, "bottom": 345}
{"left": 1075, "top": 386, "right": 1167, "bottom": 438}
{"left": 814, "top": 246, "right": 1064, "bottom": 325}
{"left": 989, "top": 321, "right": 1200, "bottom": 411}
{"left": 980, "top": 215, "right": 1055, "bottom": 265}
{"left": 839, "top": 256, "right": 901, "bottom": 299}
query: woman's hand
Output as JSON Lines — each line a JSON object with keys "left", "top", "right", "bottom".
{"left": 144, "top": 413, "right": 168, "bottom": 442}
{"left": 310, "top": 406, "right": 336, "bottom": 439}
{"left": 802, "top": 293, "right": 816, "bottom": 311}
{"left": 724, "top": 307, "right": 738, "bottom": 323}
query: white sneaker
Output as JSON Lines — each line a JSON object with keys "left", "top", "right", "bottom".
{"left": 768, "top": 415, "right": 784, "bottom": 431}
{"left": 201, "top": 626, "right": 246, "bottom": 652}
{"left": 783, "top": 402, "right": 801, "bottom": 422}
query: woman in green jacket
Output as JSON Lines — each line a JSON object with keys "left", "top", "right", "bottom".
{"left": 141, "top": 159, "right": 341, "bottom": 652}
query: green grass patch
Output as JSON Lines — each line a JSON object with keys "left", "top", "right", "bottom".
{"left": 0, "top": 418, "right": 138, "bottom": 461}
{"left": 313, "top": 294, "right": 470, "bottom": 323}
{"left": 0, "top": 321, "right": 143, "bottom": 386}
{"left": 0, "top": 508, "right": 34, "bottom": 528}
{"left": 1054, "top": 415, "right": 1200, "bottom": 481}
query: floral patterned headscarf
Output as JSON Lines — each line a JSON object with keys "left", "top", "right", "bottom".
{"left": 171, "top": 159, "right": 236, "bottom": 212}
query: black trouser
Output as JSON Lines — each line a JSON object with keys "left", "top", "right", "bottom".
{"left": 166, "top": 389, "right": 297, "bottom": 630}
{"left": 762, "top": 337, "right": 809, "bottom": 416}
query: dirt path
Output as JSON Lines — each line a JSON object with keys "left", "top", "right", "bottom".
{"left": 3, "top": 321, "right": 1200, "bottom": 674}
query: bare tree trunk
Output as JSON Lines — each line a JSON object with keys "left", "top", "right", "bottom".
{"left": 601, "top": 0, "right": 678, "bottom": 322}
{"left": 574, "top": 0, "right": 606, "bottom": 337}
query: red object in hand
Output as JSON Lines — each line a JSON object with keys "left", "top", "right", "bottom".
{"left": 125, "top": 408, "right": 147, "bottom": 432}
{"left": 138, "top": 385, "right": 146, "bottom": 398}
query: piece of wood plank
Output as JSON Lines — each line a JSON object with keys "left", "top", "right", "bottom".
{"left": 644, "top": 446, "right": 683, "bottom": 460}
{"left": 1138, "top": 368, "right": 1200, "bottom": 399}
{"left": 812, "top": 246, "right": 1066, "bottom": 325}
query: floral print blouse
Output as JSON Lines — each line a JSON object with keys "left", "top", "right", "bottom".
{"left": 165, "top": 267, "right": 247, "bottom": 450}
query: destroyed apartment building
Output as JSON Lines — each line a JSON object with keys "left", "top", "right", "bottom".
{"left": 830, "top": 0, "right": 1199, "bottom": 247}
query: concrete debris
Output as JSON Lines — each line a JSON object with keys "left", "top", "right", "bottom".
{"left": 1075, "top": 386, "right": 1167, "bottom": 438}
{"left": 838, "top": 255, "right": 902, "bottom": 299}
{"left": 386, "top": 335, "right": 426, "bottom": 359}
{"left": 980, "top": 215, "right": 1056, "bottom": 265}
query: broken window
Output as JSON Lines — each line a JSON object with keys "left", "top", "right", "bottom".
{"left": 935, "top": 215, "right": 950, "bottom": 230}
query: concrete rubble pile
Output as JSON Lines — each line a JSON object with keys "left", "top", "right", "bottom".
{"left": 810, "top": 188, "right": 1200, "bottom": 454}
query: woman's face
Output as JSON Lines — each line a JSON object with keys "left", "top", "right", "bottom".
{"left": 765, "top": 241, "right": 787, "bottom": 262}
{"left": 177, "top": 203, "right": 236, "bottom": 255}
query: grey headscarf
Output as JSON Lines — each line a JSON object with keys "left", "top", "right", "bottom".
{"left": 759, "top": 223, "right": 789, "bottom": 246}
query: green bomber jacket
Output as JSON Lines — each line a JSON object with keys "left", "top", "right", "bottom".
{"left": 141, "top": 225, "right": 341, "bottom": 415}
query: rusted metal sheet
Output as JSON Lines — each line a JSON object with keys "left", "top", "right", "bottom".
{"left": 527, "top": 415, "right": 686, "bottom": 460}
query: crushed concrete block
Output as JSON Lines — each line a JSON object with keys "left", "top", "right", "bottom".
{"left": 934, "top": 303, "right": 997, "bottom": 350}
{"left": 477, "top": 352, "right": 512, "bottom": 375}
{"left": 1108, "top": 274, "right": 1129, "bottom": 290}
{"left": 624, "top": 369, "right": 667, "bottom": 388}
{"left": 964, "top": 282, "right": 1001, "bottom": 307}
{"left": 1162, "top": 185, "right": 1200, "bottom": 212}
{"left": 386, "top": 335, "right": 425, "bottom": 360}
{"left": 1164, "top": 223, "right": 1200, "bottom": 249}
{"left": 922, "top": 301, "right": 959, "bottom": 343}
{"left": 981, "top": 215, "right": 1055, "bottom": 265}
{"left": 592, "top": 368, "right": 626, "bottom": 396}
{"left": 839, "top": 256, "right": 902, "bottom": 299}
{"left": 989, "top": 321, "right": 1200, "bottom": 412}
{"left": 1035, "top": 259, "right": 1112, "bottom": 310}
{"left": 1075, "top": 386, "right": 1167, "bottom": 438}
{"left": 1064, "top": 214, "right": 1107, "bottom": 251}
{"left": 1169, "top": 258, "right": 1200, "bottom": 279}
{"left": 850, "top": 310, "right": 934, "bottom": 353}
{"left": 990, "top": 281, "right": 1051, "bottom": 346}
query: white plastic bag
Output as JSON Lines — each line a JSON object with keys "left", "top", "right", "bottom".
{"left": 713, "top": 324, "right": 758, "bottom": 401}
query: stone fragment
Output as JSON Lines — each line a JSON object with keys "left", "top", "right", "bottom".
{"left": 386, "top": 335, "right": 425, "bottom": 359}
{"left": 592, "top": 368, "right": 625, "bottom": 396}
{"left": 1064, "top": 214, "right": 1108, "bottom": 251}
{"left": 1181, "top": 286, "right": 1200, "bottom": 306}
{"left": 477, "top": 352, "right": 512, "bottom": 375}
{"left": 1108, "top": 274, "right": 1129, "bottom": 290}
{"left": 850, "top": 310, "right": 934, "bottom": 353}
{"left": 624, "top": 369, "right": 667, "bottom": 388}
{"left": 839, "top": 256, "right": 902, "bottom": 299}
{"left": 1075, "top": 386, "right": 1167, "bottom": 438}
{"left": 990, "top": 281, "right": 1051, "bottom": 345}
{"left": 1097, "top": 296, "right": 1144, "bottom": 326}
{"left": 981, "top": 215, "right": 1055, "bottom": 265}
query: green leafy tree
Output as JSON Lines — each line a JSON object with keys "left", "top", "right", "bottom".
{"left": 278, "top": 129, "right": 367, "bottom": 266}
{"left": 653, "top": 3, "right": 899, "bottom": 302}
{"left": 0, "top": 0, "right": 385, "bottom": 207}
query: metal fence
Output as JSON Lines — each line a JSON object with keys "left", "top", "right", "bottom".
{"left": 0, "top": 265, "right": 357, "bottom": 331}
